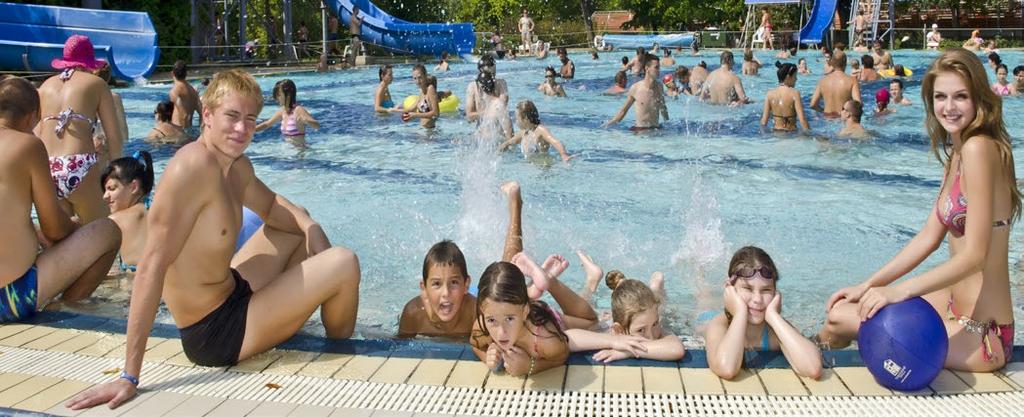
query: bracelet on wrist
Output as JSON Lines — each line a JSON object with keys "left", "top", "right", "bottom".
{"left": 119, "top": 371, "right": 139, "bottom": 387}
{"left": 527, "top": 355, "right": 536, "bottom": 377}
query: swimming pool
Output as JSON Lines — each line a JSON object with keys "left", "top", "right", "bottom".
{"left": 92, "top": 50, "right": 1024, "bottom": 344}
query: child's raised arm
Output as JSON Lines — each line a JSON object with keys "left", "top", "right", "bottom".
{"left": 255, "top": 109, "right": 283, "bottom": 132}
{"left": 766, "top": 292, "right": 822, "bottom": 379}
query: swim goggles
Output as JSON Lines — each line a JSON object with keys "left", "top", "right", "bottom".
{"left": 728, "top": 265, "right": 775, "bottom": 283}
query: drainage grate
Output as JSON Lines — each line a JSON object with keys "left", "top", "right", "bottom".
{"left": 1, "top": 346, "right": 1022, "bottom": 416}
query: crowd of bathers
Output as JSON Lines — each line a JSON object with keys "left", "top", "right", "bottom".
{"left": 0, "top": 34, "right": 1019, "bottom": 411}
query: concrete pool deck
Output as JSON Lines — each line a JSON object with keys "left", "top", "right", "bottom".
{"left": 1, "top": 312, "right": 1023, "bottom": 416}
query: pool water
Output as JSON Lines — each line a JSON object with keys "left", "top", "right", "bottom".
{"left": 84, "top": 50, "right": 1024, "bottom": 344}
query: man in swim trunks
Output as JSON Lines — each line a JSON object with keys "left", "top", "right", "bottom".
{"left": 519, "top": 10, "right": 534, "bottom": 53}
{"left": 870, "top": 41, "right": 893, "bottom": 71}
{"left": 1, "top": 77, "right": 121, "bottom": 323}
{"left": 810, "top": 51, "right": 861, "bottom": 118}
{"left": 348, "top": 5, "right": 364, "bottom": 66}
{"left": 701, "top": 50, "right": 751, "bottom": 106}
{"left": 168, "top": 60, "right": 202, "bottom": 134}
{"left": 67, "top": 70, "right": 361, "bottom": 411}
{"left": 605, "top": 53, "right": 669, "bottom": 130}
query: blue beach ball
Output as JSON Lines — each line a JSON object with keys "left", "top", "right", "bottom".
{"left": 858, "top": 297, "right": 948, "bottom": 391}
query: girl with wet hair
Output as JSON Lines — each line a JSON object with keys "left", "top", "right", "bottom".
{"left": 470, "top": 261, "right": 570, "bottom": 377}
{"left": 374, "top": 65, "right": 400, "bottom": 114}
{"left": 402, "top": 64, "right": 439, "bottom": 128}
{"left": 101, "top": 151, "right": 154, "bottom": 272}
{"left": 561, "top": 251, "right": 686, "bottom": 363}
{"left": 255, "top": 79, "right": 320, "bottom": 138}
{"left": 760, "top": 62, "right": 809, "bottom": 132}
{"left": 146, "top": 101, "right": 189, "bottom": 145}
{"left": 705, "top": 246, "right": 822, "bottom": 380}
{"left": 821, "top": 48, "right": 1021, "bottom": 373}
{"left": 498, "top": 100, "right": 571, "bottom": 162}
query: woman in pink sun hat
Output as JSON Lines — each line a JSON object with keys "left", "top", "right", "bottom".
{"left": 35, "top": 34, "right": 124, "bottom": 226}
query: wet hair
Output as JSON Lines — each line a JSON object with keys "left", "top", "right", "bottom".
{"left": 830, "top": 51, "right": 848, "bottom": 71}
{"left": 892, "top": 64, "right": 908, "bottom": 77}
{"left": 643, "top": 53, "right": 659, "bottom": 68}
{"left": 698, "top": 61, "right": 707, "bottom": 68}
{"left": 100, "top": 151, "right": 154, "bottom": 205}
{"left": 473, "top": 261, "right": 568, "bottom": 343}
{"left": 556, "top": 47, "right": 567, "bottom": 56}
{"left": 890, "top": 78, "right": 904, "bottom": 89}
{"left": 775, "top": 61, "right": 797, "bottom": 83}
{"left": 172, "top": 60, "right": 187, "bottom": 80}
{"left": 426, "top": 75, "right": 438, "bottom": 89}
{"left": 727, "top": 246, "right": 780, "bottom": 283}
{"left": 861, "top": 54, "right": 875, "bottom": 69}
{"left": 201, "top": 78, "right": 210, "bottom": 87}
{"left": 605, "top": 270, "right": 660, "bottom": 332}
{"left": 674, "top": 66, "right": 689, "bottom": 79}
{"left": 273, "top": 79, "right": 298, "bottom": 112}
{"left": 621, "top": 56, "right": 629, "bottom": 65}
{"left": 1014, "top": 65, "right": 1024, "bottom": 76}
{"left": 720, "top": 50, "right": 735, "bottom": 68}
{"left": 422, "top": 240, "right": 469, "bottom": 283}
{"left": 476, "top": 71, "right": 497, "bottom": 95}
{"left": 478, "top": 54, "right": 496, "bottom": 70}
{"left": 614, "top": 70, "right": 628, "bottom": 87}
{"left": 378, "top": 64, "right": 393, "bottom": 81}
{"left": 847, "top": 100, "right": 863, "bottom": 123}
{"left": 0, "top": 77, "right": 39, "bottom": 122}
{"left": 995, "top": 63, "right": 1008, "bottom": 75}
{"left": 560, "top": 55, "right": 569, "bottom": 64}
{"left": 798, "top": 57, "right": 807, "bottom": 66}
{"left": 154, "top": 100, "right": 174, "bottom": 122}
{"left": 988, "top": 52, "right": 1001, "bottom": 65}
{"left": 517, "top": 100, "right": 541, "bottom": 125}
{"left": 921, "top": 48, "right": 1020, "bottom": 222}
{"left": 202, "top": 69, "right": 264, "bottom": 112}
{"left": 743, "top": 48, "right": 754, "bottom": 62}
{"left": 544, "top": 66, "right": 557, "bottom": 78}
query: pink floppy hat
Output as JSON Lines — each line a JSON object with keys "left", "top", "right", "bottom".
{"left": 51, "top": 35, "right": 106, "bottom": 71}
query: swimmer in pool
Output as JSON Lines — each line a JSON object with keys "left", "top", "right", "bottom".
{"left": 810, "top": 51, "right": 861, "bottom": 118}
{"left": 605, "top": 53, "right": 669, "bottom": 130}
{"left": 760, "top": 62, "right": 810, "bottom": 132}
{"left": 255, "top": 79, "right": 320, "bottom": 138}
{"left": 499, "top": 100, "right": 571, "bottom": 162}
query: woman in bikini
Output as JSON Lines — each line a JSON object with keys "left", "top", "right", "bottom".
{"left": 374, "top": 65, "right": 400, "bottom": 114}
{"left": 991, "top": 64, "right": 1017, "bottom": 97}
{"left": 819, "top": 48, "right": 1020, "bottom": 372}
{"left": 401, "top": 64, "right": 439, "bottom": 128}
{"left": 145, "top": 101, "right": 190, "bottom": 146}
{"left": 35, "top": 35, "right": 125, "bottom": 225}
{"left": 760, "top": 63, "right": 809, "bottom": 132}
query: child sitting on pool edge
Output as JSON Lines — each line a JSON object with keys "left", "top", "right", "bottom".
{"left": 704, "top": 246, "right": 822, "bottom": 380}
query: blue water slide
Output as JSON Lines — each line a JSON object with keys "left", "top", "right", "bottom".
{"left": 598, "top": 33, "right": 695, "bottom": 51}
{"left": 0, "top": 2, "right": 159, "bottom": 81}
{"left": 799, "top": 0, "right": 839, "bottom": 45}
{"left": 326, "top": 0, "right": 474, "bottom": 57}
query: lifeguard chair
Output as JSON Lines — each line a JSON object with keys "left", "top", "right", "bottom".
{"left": 741, "top": 0, "right": 805, "bottom": 49}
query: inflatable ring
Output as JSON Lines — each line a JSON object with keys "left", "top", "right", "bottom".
{"left": 880, "top": 68, "right": 913, "bottom": 78}
{"left": 403, "top": 95, "right": 460, "bottom": 113}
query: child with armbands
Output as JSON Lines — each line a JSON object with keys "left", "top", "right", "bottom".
{"left": 704, "top": 246, "right": 822, "bottom": 380}
{"left": 560, "top": 251, "right": 686, "bottom": 362}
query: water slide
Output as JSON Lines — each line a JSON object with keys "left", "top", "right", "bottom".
{"left": 0, "top": 2, "right": 159, "bottom": 81}
{"left": 326, "top": 0, "right": 474, "bottom": 57}
{"left": 799, "top": 0, "right": 839, "bottom": 45}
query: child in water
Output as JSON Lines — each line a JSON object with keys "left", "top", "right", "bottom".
{"left": 472, "top": 261, "right": 571, "bottom": 376}
{"left": 704, "top": 246, "right": 822, "bottom": 380}
{"left": 562, "top": 251, "right": 686, "bottom": 362}
{"left": 498, "top": 100, "right": 571, "bottom": 162}
{"left": 255, "top": 79, "right": 320, "bottom": 137}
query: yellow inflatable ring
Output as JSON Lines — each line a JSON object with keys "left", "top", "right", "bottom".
{"left": 402, "top": 95, "right": 460, "bottom": 113}
{"left": 880, "top": 68, "right": 913, "bottom": 78}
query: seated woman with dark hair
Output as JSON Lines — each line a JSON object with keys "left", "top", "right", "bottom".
{"left": 145, "top": 100, "right": 190, "bottom": 145}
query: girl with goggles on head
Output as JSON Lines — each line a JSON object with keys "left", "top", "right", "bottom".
{"left": 704, "top": 246, "right": 822, "bottom": 380}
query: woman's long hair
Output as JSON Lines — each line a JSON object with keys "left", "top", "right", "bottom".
{"left": 921, "top": 48, "right": 1021, "bottom": 222}
{"left": 472, "top": 262, "right": 568, "bottom": 346}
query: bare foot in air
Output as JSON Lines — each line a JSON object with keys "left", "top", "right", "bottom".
{"left": 649, "top": 271, "right": 666, "bottom": 301}
{"left": 576, "top": 250, "right": 603, "bottom": 296}
{"left": 512, "top": 252, "right": 550, "bottom": 300}
{"left": 541, "top": 254, "right": 570, "bottom": 280}
{"left": 501, "top": 181, "right": 521, "bottom": 201}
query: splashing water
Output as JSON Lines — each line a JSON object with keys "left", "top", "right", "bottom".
{"left": 672, "top": 173, "right": 727, "bottom": 316}
{"left": 455, "top": 106, "right": 508, "bottom": 270}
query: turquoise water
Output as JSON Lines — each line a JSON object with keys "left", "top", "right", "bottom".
{"left": 101, "top": 50, "right": 1024, "bottom": 343}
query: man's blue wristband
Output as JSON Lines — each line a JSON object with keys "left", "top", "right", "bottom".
{"left": 119, "top": 371, "right": 139, "bottom": 386}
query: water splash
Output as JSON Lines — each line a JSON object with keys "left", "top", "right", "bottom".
{"left": 672, "top": 173, "right": 727, "bottom": 318}
{"left": 133, "top": 76, "right": 149, "bottom": 87}
{"left": 455, "top": 108, "right": 507, "bottom": 270}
